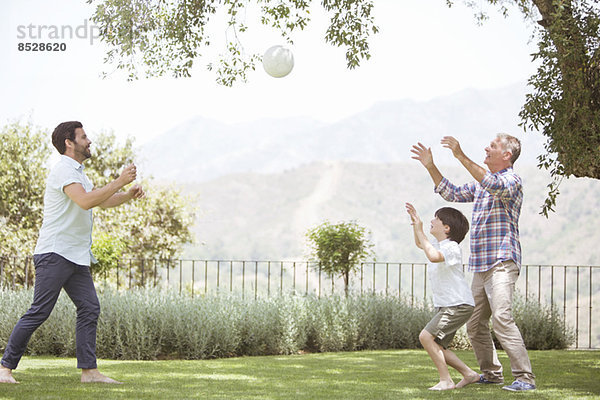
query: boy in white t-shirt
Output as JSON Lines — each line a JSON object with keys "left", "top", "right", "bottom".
{"left": 405, "top": 203, "right": 480, "bottom": 391}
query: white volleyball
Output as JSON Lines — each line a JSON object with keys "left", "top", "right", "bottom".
{"left": 262, "top": 45, "right": 294, "bottom": 78}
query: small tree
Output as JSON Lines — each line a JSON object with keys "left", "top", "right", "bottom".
{"left": 0, "top": 121, "right": 50, "bottom": 257}
{"left": 0, "top": 124, "right": 196, "bottom": 287}
{"left": 88, "top": 132, "right": 197, "bottom": 284}
{"left": 91, "top": 232, "right": 127, "bottom": 278}
{"left": 306, "top": 220, "right": 374, "bottom": 296}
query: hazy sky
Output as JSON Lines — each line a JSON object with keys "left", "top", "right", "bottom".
{"left": 1, "top": 0, "right": 538, "bottom": 145}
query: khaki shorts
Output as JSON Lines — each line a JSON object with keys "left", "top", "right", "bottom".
{"left": 424, "top": 304, "right": 474, "bottom": 349}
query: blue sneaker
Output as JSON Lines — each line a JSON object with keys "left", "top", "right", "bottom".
{"left": 476, "top": 374, "right": 503, "bottom": 384}
{"left": 502, "top": 380, "right": 536, "bottom": 391}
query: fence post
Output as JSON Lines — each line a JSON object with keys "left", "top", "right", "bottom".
{"left": 372, "top": 262, "right": 376, "bottom": 294}
{"left": 589, "top": 266, "right": 593, "bottom": 349}
{"left": 204, "top": 260, "right": 208, "bottom": 295}
{"left": 230, "top": 261, "right": 234, "bottom": 293}
{"left": 398, "top": 263, "right": 402, "bottom": 298}
{"left": 538, "top": 265, "right": 541, "bottom": 304}
{"left": 191, "top": 260, "right": 195, "bottom": 297}
{"left": 179, "top": 259, "right": 183, "bottom": 294}
{"left": 360, "top": 262, "right": 364, "bottom": 295}
{"left": 305, "top": 262, "right": 309, "bottom": 296}
{"left": 576, "top": 265, "right": 580, "bottom": 348}
{"left": 551, "top": 266, "right": 554, "bottom": 305}
{"left": 385, "top": 263, "right": 389, "bottom": 296}
{"left": 254, "top": 261, "right": 258, "bottom": 301}
{"left": 525, "top": 265, "right": 529, "bottom": 299}
{"left": 217, "top": 261, "right": 221, "bottom": 293}
{"left": 242, "top": 261, "right": 245, "bottom": 300}
{"left": 563, "top": 266, "right": 567, "bottom": 323}
{"left": 318, "top": 263, "right": 322, "bottom": 298}
{"left": 293, "top": 262, "right": 296, "bottom": 294}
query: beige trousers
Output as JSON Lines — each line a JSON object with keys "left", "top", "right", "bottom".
{"left": 466, "top": 261, "right": 535, "bottom": 385}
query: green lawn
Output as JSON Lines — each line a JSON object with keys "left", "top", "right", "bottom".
{"left": 0, "top": 350, "right": 598, "bottom": 399}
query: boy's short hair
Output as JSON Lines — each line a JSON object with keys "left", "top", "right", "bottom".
{"left": 435, "top": 207, "right": 469, "bottom": 243}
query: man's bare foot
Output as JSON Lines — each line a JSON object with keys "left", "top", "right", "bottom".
{"left": 81, "top": 368, "right": 122, "bottom": 384}
{"left": 0, "top": 365, "right": 18, "bottom": 384}
{"left": 428, "top": 381, "right": 455, "bottom": 391}
{"left": 456, "top": 372, "right": 481, "bottom": 388}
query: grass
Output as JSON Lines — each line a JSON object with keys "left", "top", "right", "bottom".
{"left": 0, "top": 350, "right": 598, "bottom": 399}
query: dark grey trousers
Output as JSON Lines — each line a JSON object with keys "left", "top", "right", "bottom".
{"left": 1, "top": 253, "right": 100, "bottom": 370}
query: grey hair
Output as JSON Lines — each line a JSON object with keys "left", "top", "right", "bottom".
{"left": 497, "top": 133, "right": 521, "bottom": 165}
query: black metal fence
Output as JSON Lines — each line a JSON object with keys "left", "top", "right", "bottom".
{"left": 1, "top": 257, "right": 598, "bottom": 349}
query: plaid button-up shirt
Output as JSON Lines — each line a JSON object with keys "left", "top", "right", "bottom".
{"left": 434, "top": 167, "right": 522, "bottom": 272}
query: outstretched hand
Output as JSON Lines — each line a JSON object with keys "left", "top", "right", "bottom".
{"left": 119, "top": 164, "right": 137, "bottom": 186}
{"left": 410, "top": 142, "right": 434, "bottom": 168}
{"left": 405, "top": 203, "right": 422, "bottom": 227}
{"left": 441, "top": 136, "right": 465, "bottom": 159}
{"left": 128, "top": 184, "right": 145, "bottom": 200}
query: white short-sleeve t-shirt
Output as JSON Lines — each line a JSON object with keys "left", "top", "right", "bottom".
{"left": 428, "top": 239, "right": 475, "bottom": 308}
{"left": 34, "top": 155, "right": 94, "bottom": 266}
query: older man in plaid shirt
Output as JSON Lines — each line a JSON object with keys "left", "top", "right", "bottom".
{"left": 411, "top": 134, "right": 535, "bottom": 392}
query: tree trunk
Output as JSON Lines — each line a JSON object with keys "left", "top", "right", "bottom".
{"left": 532, "top": 0, "right": 600, "bottom": 179}
{"left": 344, "top": 270, "right": 349, "bottom": 297}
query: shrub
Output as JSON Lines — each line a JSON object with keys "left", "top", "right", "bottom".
{"left": 237, "top": 295, "right": 308, "bottom": 356}
{"left": 0, "top": 290, "right": 77, "bottom": 358}
{"left": 352, "top": 295, "right": 433, "bottom": 350}
{"left": 0, "top": 289, "right": 35, "bottom": 351}
{"left": 96, "top": 289, "right": 240, "bottom": 360}
{"left": 492, "top": 295, "right": 575, "bottom": 350}
{"left": 0, "top": 289, "right": 574, "bottom": 360}
{"left": 448, "top": 326, "right": 471, "bottom": 351}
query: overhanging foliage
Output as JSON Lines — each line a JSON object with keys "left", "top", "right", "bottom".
{"left": 88, "top": 0, "right": 600, "bottom": 215}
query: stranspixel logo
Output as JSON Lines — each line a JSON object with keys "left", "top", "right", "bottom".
{"left": 16, "top": 19, "right": 101, "bottom": 52}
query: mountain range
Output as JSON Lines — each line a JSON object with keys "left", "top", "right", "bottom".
{"left": 139, "top": 83, "right": 599, "bottom": 265}
{"left": 140, "top": 82, "right": 546, "bottom": 181}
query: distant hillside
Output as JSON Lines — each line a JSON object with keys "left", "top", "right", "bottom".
{"left": 139, "top": 82, "right": 599, "bottom": 265}
{"left": 181, "top": 162, "right": 600, "bottom": 266}
{"left": 140, "top": 83, "right": 546, "bottom": 182}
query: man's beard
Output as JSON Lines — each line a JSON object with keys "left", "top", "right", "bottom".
{"left": 75, "top": 143, "right": 91, "bottom": 160}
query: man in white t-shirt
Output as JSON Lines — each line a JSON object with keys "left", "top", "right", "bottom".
{"left": 0, "top": 121, "right": 144, "bottom": 384}
{"left": 405, "top": 203, "right": 480, "bottom": 391}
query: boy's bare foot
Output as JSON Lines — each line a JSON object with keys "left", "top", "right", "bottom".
{"left": 0, "top": 366, "right": 18, "bottom": 384}
{"left": 428, "top": 381, "right": 455, "bottom": 391}
{"left": 81, "top": 368, "right": 122, "bottom": 384}
{"left": 456, "top": 372, "right": 481, "bottom": 388}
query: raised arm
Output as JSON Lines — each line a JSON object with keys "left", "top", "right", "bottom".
{"left": 410, "top": 142, "right": 443, "bottom": 187}
{"left": 64, "top": 164, "right": 137, "bottom": 210}
{"left": 99, "top": 184, "right": 145, "bottom": 208}
{"left": 405, "top": 203, "right": 424, "bottom": 249}
{"left": 405, "top": 203, "right": 444, "bottom": 263}
{"left": 441, "top": 136, "right": 486, "bottom": 183}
